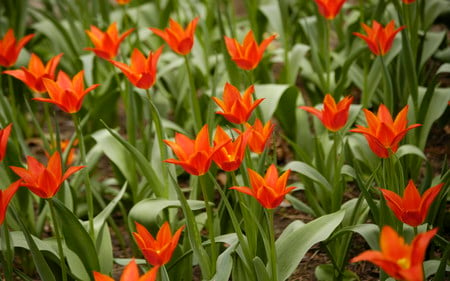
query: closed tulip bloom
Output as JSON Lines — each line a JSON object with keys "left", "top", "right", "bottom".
{"left": 231, "top": 164, "right": 295, "bottom": 209}
{"left": 93, "top": 259, "right": 158, "bottom": 281}
{"left": 379, "top": 180, "right": 443, "bottom": 227}
{"left": 10, "top": 152, "right": 85, "bottom": 198}
{"left": 0, "top": 180, "right": 21, "bottom": 225}
{"left": 224, "top": 30, "right": 276, "bottom": 71}
{"left": 354, "top": 20, "right": 405, "bottom": 56}
{"left": 212, "top": 126, "right": 249, "bottom": 172}
{"left": 0, "top": 124, "right": 12, "bottom": 162}
{"left": 351, "top": 226, "right": 437, "bottom": 281}
{"left": 3, "top": 53, "right": 63, "bottom": 93}
{"left": 149, "top": 18, "right": 199, "bottom": 55}
{"left": 85, "top": 23, "right": 134, "bottom": 60}
{"left": 299, "top": 94, "right": 353, "bottom": 132}
{"left": 241, "top": 119, "right": 274, "bottom": 154}
{"left": 349, "top": 104, "right": 421, "bottom": 158}
{"left": 212, "top": 83, "right": 264, "bottom": 124}
{"left": 109, "top": 47, "right": 162, "bottom": 89}
{"left": 133, "top": 222, "right": 184, "bottom": 267}
{"left": 313, "top": 0, "right": 347, "bottom": 20}
{"left": 34, "top": 70, "right": 100, "bottom": 114}
{"left": 0, "top": 29, "right": 34, "bottom": 67}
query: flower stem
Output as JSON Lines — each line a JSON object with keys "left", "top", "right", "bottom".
{"left": 1, "top": 217, "right": 13, "bottom": 281}
{"left": 199, "top": 174, "right": 217, "bottom": 276}
{"left": 48, "top": 199, "right": 67, "bottom": 281}
{"left": 379, "top": 55, "right": 394, "bottom": 113}
{"left": 184, "top": 55, "right": 202, "bottom": 132}
{"left": 265, "top": 209, "right": 277, "bottom": 281}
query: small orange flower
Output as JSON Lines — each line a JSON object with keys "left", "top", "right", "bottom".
{"left": 46, "top": 139, "right": 78, "bottom": 165}
{"left": 10, "top": 151, "right": 85, "bottom": 198}
{"left": 0, "top": 124, "right": 12, "bottom": 162}
{"left": 353, "top": 20, "right": 405, "bottom": 56}
{"left": 85, "top": 22, "right": 134, "bottom": 60}
{"left": 3, "top": 53, "right": 63, "bottom": 93}
{"left": 402, "top": 0, "right": 415, "bottom": 3}
{"left": 115, "top": 0, "right": 131, "bottom": 5}
{"left": 299, "top": 94, "right": 353, "bottom": 132}
{"left": 224, "top": 30, "right": 276, "bottom": 71}
{"left": 109, "top": 47, "right": 162, "bottom": 89}
{"left": 313, "top": 0, "right": 347, "bottom": 19}
{"left": 149, "top": 18, "right": 199, "bottom": 55}
{"left": 212, "top": 83, "right": 264, "bottom": 124}
{"left": 212, "top": 126, "right": 249, "bottom": 172}
{"left": 133, "top": 222, "right": 184, "bottom": 267}
{"left": 231, "top": 164, "right": 295, "bottom": 209}
{"left": 0, "top": 29, "right": 34, "bottom": 67}
{"left": 34, "top": 70, "right": 100, "bottom": 114}
{"left": 349, "top": 104, "right": 421, "bottom": 158}
{"left": 238, "top": 119, "right": 274, "bottom": 154}
{"left": 0, "top": 180, "right": 21, "bottom": 225}
{"left": 379, "top": 180, "right": 443, "bottom": 227}
{"left": 351, "top": 226, "right": 437, "bottom": 281}
{"left": 93, "top": 259, "right": 158, "bottom": 281}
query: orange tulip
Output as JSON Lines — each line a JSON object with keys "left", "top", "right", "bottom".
{"left": 3, "top": 53, "right": 63, "bottom": 93}
{"left": 239, "top": 119, "right": 274, "bottom": 154}
{"left": 349, "top": 104, "right": 421, "bottom": 158}
{"left": 0, "top": 180, "right": 21, "bottom": 225}
{"left": 379, "top": 180, "right": 443, "bottom": 227}
{"left": 33, "top": 70, "right": 100, "bottom": 114}
{"left": 299, "top": 94, "right": 353, "bottom": 132}
{"left": 354, "top": 20, "right": 405, "bottom": 56}
{"left": 93, "top": 259, "right": 158, "bottom": 281}
{"left": 0, "top": 124, "right": 12, "bottom": 162}
{"left": 10, "top": 151, "right": 85, "bottom": 198}
{"left": 212, "top": 126, "right": 249, "bottom": 172}
{"left": 109, "top": 47, "right": 162, "bottom": 89}
{"left": 212, "top": 83, "right": 264, "bottom": 124}
{"left": 231, "top": 164, "right": 295, "bottom": 209}
{"left": 85, "top": 23, "right": 134, "bottom": 60}
{"left": 224, "top": 30, "right": 276, "bottom": 71}
{"left": 402, "top": 0, "right": 415, "bottom": 3}
{"left": 115, "top": 0, "right": 131, "bottom": 5}
{"left": 133, "top": 222, "right": 184, "bottom": 267}
{"left": 351, "top": 226, "right": 437, "bottom": 281}
{"left": 149, "top": 18, "right": 199, "bottom": 55}
{"left": 313, "top": 0, "right": 347, "bottom": 20}
{"left": 0, "top": 29, "right": 34, "bottom": 67}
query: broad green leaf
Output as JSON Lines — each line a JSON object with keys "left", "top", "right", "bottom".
{"left": 437, "top": 63, "right": 450, "bottom": 75}
{"left": 254, "top": 84, "right": 298, "bottom": 123}
{"left": 424, "top": 0, "right": 450, "bottom": 29}
{"left": 259, "top": 3, "right": 283, "bottom": 38}
{"left": 253, "top": 257, "right": 271, "bottom": 281}
{"left": 286, "top": 194, "right": 315, "bottom": 215}
{"left": 315, "top": 264, "right": 358, "bottom": 281}
{"left": 96, "top": 223, "right": 113, "bottom": 275}
{"left": 284, "top": 161, "right": 333, "bottom": 191}
{"left": 396, "top": 144, "right": 427, "bottom": 160}
{"left": 211, "top": 234, "right": 239, "bottom": 281}
{"left": 329, "top": 224, "right": 380, "bottom": 250}
{"left": 420, "top": 31, "right": 446, "bottom": 69}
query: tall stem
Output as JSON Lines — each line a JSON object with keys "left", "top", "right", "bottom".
{"left": 325, "top": 19, "right": 332, "bottom": 94}
{"left": 266, "top": 209, "right": 277, "bottom": 281}
{"left": 48, "top": 199, "right": 67, "bottom": 281}
{"left": 199, "top": 174, "right": 217, "bottom": 276}
{"left": 1, "top": 217, "right": 13, "bottom": 281}
{"left": 379, "top": 55, "right": 394, "bottom": 113}
{"left": 184, "top": 56, "right": 202, "bottom": 132}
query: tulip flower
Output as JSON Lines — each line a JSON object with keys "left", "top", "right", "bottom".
{"left": 349, "top": 104, "right": 421, "bottom": 158}
{"left": 0, "top": 124, "right": 12, "bottom": 162}
{"left": 402, "top": 0, "right": 415, "bottom": 3}
{"left": 212, "top": 126, "right": 249, "bottom": 172}
{"left": 0, "top": 29, "right": 34, "bottom": 67}
{"left": 133, "top": 221, "right": 185, "bottom": 267}
{"left": 3, "top": 53, "right": 63, "bottom": 93}
{"left": 212, "top": 83, "right": 264, "bottom": 124}
{"left": 115, "top": 0, "right": 131, "bottom": 5}
{"left": 351, "top": 226, "right": 437, "bottom": 281}
{"left": 379, "top": 180, "right": 443, "bottom": 227}
{"left": 224, "top": 30, "right": 276, "bottom": 71}
{"left": 149, "top": 18, "right": 199, "bottom": 55}
{"left": 238, "top": 119, "right": 274, "bottom": 154}
{"left": 10, "top": 151, "right": 85, "bottom": 198}
{"left": 353, "top": 20, "right": 405, "bottom": 56}
{"left": 33, "top": 70, "right": 100, "bottom": 114}
{"left": 231, "top": 164, "right": 295, "bottom": 209}
{"left": 85, "top": 23, "right": 134, "bottom": 60}
{"left": 299, "top": 94, "right": 353, "bottom": 132}
{"left": 0, "top": 180, "right": 21, "bottom": 225}
{"left": 313, "top": 0, "right": 347, "bottom": 20}
{"left": 109, "top": 47, "right": 162, "bottom": 89}
{"left": 93, "top": 259, "right": 158, "bottom": 281}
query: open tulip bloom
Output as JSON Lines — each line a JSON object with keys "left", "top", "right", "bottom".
{"left": 0, "top": 124, "right": 12, "bottom": 162}
{"left": 239, "top": 119, "right": 275, "bottom": 154}
{"left": 0, "top": 29, "right": 34, "bottom": 67}
{"left": 85, "top": 22, "right": 134, "bottom": 60}
{"left": 212, "top": 126, "right": 249, "bottom": 172}
{"left": 93, "top": 259, "right": 158, "bottom": 281}
{"left": 313, "top": 0, "right": 347, "bottom": 20}
{"left": 354, "top": 20, "right": 405, "bottom": 56}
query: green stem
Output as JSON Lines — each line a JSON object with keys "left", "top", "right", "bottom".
{"left": 48, "top": 199, "right": 67, "bottom": 281}
{"left": 379, "top": 55, "right": 394, "bottom": 113}
{"left": 199, "top": 175, "right": 216, "bottom": 276}
{"left": 1, "top": 217, "right": 13, "bottom": 281}
{"left": 325, "top": 19, "right": 331, "bottom": 94}
{"left": 184, "top": 55, "right": 202, "bottom": 132}
{"left": 265, "top": 209, "right": 277, "bottom": 281}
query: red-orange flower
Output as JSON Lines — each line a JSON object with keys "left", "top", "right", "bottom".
{"left": 239, "top": 119, "right": 274, "bottom": 154}
{"left": 353, "top": 20, "right": 405, "bottom": 56}
{"left": 133, "top": 222, "right": 184, "bottom": 267}
{"left": 33, "top": 70, "right": 100, "bottom": 114}
{"left": 402, "top": 0, "right": 415, "bottom": 4}
{"left": 212, "top": 126, "right": 249, "bottom": 172}
{"left": 109, "top": 47, "right": 162, "bottom": 89}
{"left": 379, "top": 180, "right": 443, "bottom": 227}
{"left": 3, "top": 53, "right": 63, "bottom": 93}
{"left": 351, "top": 226, "right": 437, "bottom": 281}
{"left": 10, "top": 151, "right": 85, "bottom": 198}
{"left": 0, "top": 29, "right": 34, "bottom": 67}
{"left": 299, "top": 94, "right": 353, "bottom": 132}
{"left": 115, "top": 0, "right": 131, "bottom": 5}
{"left": 149, "top": 18, "right": 199, "bottom": 55}
{"left": 231, "top": 164, "right": 295, "bottom": 209}
{"left": 0, "top": 124, "right": 12, "bottom": 162}
{"left": 313, "top": 0, "right": 347, "bottom": 20}
{"left": 224, "top": 30, "right": 276, "bottom": 71}
{"left": 93, "top": 259, "right": 158, "bottom": 281}
{"left": 85, "top": 22, "right": 134, "bottom": 60}
{"left": 0, "top": 180, "right": 21, "bottom": 225}
{"left": 349, "top": 104, "right": 421, "bottom": 158}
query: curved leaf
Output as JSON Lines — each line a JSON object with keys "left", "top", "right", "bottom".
{"left": 396, "top": 144, "right": 427, "bottom": 160}
{"left": 284, "top": 161, "right": 333, "bottom": 191}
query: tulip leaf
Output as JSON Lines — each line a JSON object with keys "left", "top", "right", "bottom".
{"left": 315, "top": 264, "right": 359, "bottom": 281}
{"left": 284, "top": 161, "right": 333, "bottom": 191}
{"left": 253, "top": 257, "right": 271, "bottom": 281}
{"left": 276, "top": 210, "right": 345, "bottom": 281}
{"left": 254, "top": 84, "right": 298, "bottom": 123}
{"left": 420, "top": 31, "right": 446, "bottom": 69}
{"left": 329, "top": 224, "right": 380, "bottom": 251}
{"left": 396, "top": 144, "right": 427, "bottom": 160}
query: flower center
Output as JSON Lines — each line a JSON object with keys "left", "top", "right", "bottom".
{"left": 397, "top": 258, "right": 410, "bottom": 269}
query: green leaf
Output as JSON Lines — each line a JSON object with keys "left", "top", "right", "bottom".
{"left": 330, "top": 224, "right": 380, "bottom": 251}
{"left": 253, "top": 257, "right": 271, "bottom": 281}
{"left": 396, "top": 144, "right": 427, "bottom": 160}
{"left": 212, "top": 234, "right": 239, "bottom": 281}
{"left": 420, "top": 31, "right": 446, "bottom": 69}
{"left": 284, "top": 161, "right": 333, "bottom": 191}
{"left": 315, "top": 264, "right": 358, "bottom": 281}
{"left": 254, "top": 84, "right": 298, "bottom": 123}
